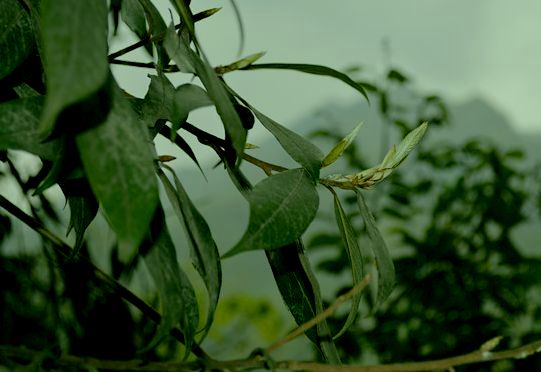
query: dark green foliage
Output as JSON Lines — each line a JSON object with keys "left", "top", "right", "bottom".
{"left": 2, "top": 1, "right": 537, "bottom": 369}
{"left": 0, "top": 0, "right": 379, "bottom": 364}
{"left": 310, "top": 68, "right": 541, "bottom": 369}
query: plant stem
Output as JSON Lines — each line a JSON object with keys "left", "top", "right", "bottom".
{"left": 107, "top": 8, "right": 221, "bottom": 62}
{"left": 0, "top": 194, "right": 210, "bottom": 361}
{"left": 265, "top": 275, "right": 370, "bottom": 354}
{"left": 3, "top": 337, "right": 541, "bottom": 371}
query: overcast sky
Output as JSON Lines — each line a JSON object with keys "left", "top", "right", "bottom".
{"left": 112, "top": 0, "right": 541, "bottom": 144}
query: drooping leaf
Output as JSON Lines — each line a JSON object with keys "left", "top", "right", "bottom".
{"left": 141, "top": 73, "right": 176, "bottom": 134}
{"left": 62, "top": 179, "right": 99, "bottom": 252}
{"left": 244, "top": 63, "right": 369, "bottom": 101}
{"left": 76, "top": 82, "right": 158, "bottom": 260}
{"left": 240, "top": 101, "right": 323, "bottom": 180}
{"left": 39, "top": 0, "right": 109, "bottom": 138}
{"left": 0, "top": 96, "right": 62, "bottom": 160}
{"left": 329, "top": 188, "right": 364, "bottom": 339}
{"left": 163, "top": 25, "right": 196, "bottom": 73}
{"left": 322, "top": 122, "right": 363, "bottom": 168}
{"left": 164, "top": 24, "right": 247, "bottom": 159}
{"left": 223, "top": 168, "right": 319, "bottom": 258}
{"left": 265, "top": 242, "right": 318, "bottom": 343}
{"left": 158, "top": 166, "right": 221, "bottom": 338}
{"left": 144, "top": 207, "right": 199, "bottom": 354}
{"left": 136, "top": 0, "right": 168, "bottom": 67}
{"left": 265, "top": 240, "right": 341, "bottom": 362}
{"left": 120, "top": 0, "right": 154, "bottom": 56}
{"left": 121, "top": 0, "right": 148, "bottom": 42}
{"left": 171, "top": 0, "right": 195, "bottom": 37}
{"left": 171, "top": 83, "right": 213, "bottom": 129}
{"left": 0, "top": 0, "right": 34, "bottom": 80}
{"left": 355, "top": 190, "right": 395, "bottom": 306}
{"left": 110, "top": 0, "right": 121, "bottom": 34}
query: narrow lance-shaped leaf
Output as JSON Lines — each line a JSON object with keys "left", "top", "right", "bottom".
{"left": 322, "top": 122, "right": 363, "bottom": 168}
{"left": 76, "top": 82, "right": 159, "bottom": 260}
{"left": 229, "top": 162, "right": 339, "bottom": 361}
{"left": 244, "top": 63, "right": 369, "bottom": 102}
{"left": 120, "top": 0, "right": 148, "bottom": 43}
{"left": 163, "top": 24, "right": 247, "bottom": 159}
{"left": 387, "top": 121, "right": 428, "bottom": 168}
{"left": 0, "top": 96, "right": 63, "bottom": 161}
{"left": 223, "top": 168, "right": 319, "bottom": 258}
{"left": 172, "top": 0, "right": 195, "bottom": 37}
{"left": 62, "top": 179, "right": 99, "bottom": 253}
{"left": 144, "top": 207, "right": 199, "bottom": 354}
{"left": 159, "top": 166, "right": 221, "bottom": 338}
{"left": 235, "top": 95, "right": 323, "bottom": 180}
{"left": 163, "top": 25, "right": 195, "bottom": 73}
{"left": 136, "top": 0, "right": 168, "bottom": 67}
{"left": 0, "top": 0, "right": 34, "bottom": 80}
{"left": 215, "top": 51, "right": 266, "bottom": 75}
{"left": 265, "top": 242, "right": 318, "bottom": 344}
{"left": 329, "top": 188, "right": 365, "bottom": 339}
{"left": 355, "top": 190, "right": 395, "bottom": 306}
{"left": 40, "top": 0, "right": 109, "bottom": 138}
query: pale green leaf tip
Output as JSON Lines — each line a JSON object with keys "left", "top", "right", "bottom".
{"left": 321, "top": 121, "right": 363, "bottom": 168}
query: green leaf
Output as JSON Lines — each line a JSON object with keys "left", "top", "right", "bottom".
{"left": 387, "top": 69, "right": 408, "bottom": 83}
{"left": 265, "top": 242, "right": 318, "bottom": 343}
{"left": 164, "top": 24, "right": 247, "bottom": 159}
{"left": 322, "top": 122, "right": 363, "bottom": 168}
{"left": 355, "top": 191, "right": 395, "bottom": 306}
{"left": 244, "top": 103, "right": 323, "bottom": 180}
{"left": 136, "top": 0, "right": 166, "bottom": 37}
{"left": 171, "top": 83, "right": 213, "bottom": 129}
{"left": 245, "top": 63, "right": 369, "bottom": 102}
{"left": 141, "top": 73, "right": 176, "bottom": 133}
{"left": 0, "top": 0, "right": 34, "bottom": 80}
{"left": 387, "top": 121, "right": 428, "bottom": 168}
{"left": 39, "top": 0, "right": 109, "bottom": 138}
{"left": 136, "top": 0, "right": 168, "bottom": 67}
{"left": 215, "top": 51, "right": 266, "bottom": 75}
{"left": 158, "top": 166, "right": 221, "bottom": 338}
{"left": 163, "top": 25, "right": 196, "bottom": 73}
{"left": 172, "top": 0, "right": 195, "bottom": 37}
{"left": 329, "top": 188, "right": 364, "bottom": 339}
{"left": 265, "top": 240, "right": 341, "bottom": 362}
{"left": 120, "top": 0, "right": 147, "bottom": 41}
{"left": 63, "top": 179, "right": 99, "bottom": 252}
{"left": 144, "top": 207, "right": 199, "bottom": 353}
{"left": 76, "top": 82, "right": 158, "bottom": 259}
{"left": 223, "top": 168, "right": 319, "bottom": 258}
{"left": 0, "top": 96, "right": 62, "bottom": 160}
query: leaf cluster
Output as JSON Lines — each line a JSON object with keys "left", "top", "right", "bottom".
{"left": 0, "top": 0, "right": 429, "bottom": 365}
{"left": 309, "top": 67, "right": 541, "bottom": 370}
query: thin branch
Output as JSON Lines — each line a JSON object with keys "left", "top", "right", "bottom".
{"left": 243, "top": 153, "right": 288, "bottom": 176}
{"left": 265, "top": 275, "right": 371, "bottom": 354}
{"left": 3, "top": 338, "right": 541, "bottom": 371}
{"left": 176, "top": 123, "right": 289, "bottom": 175}
{"left": 108, "top": 8, "right": 221, "bottom": 62}
{"left": 0, "top": 194, "right": 210, "bottom": 361}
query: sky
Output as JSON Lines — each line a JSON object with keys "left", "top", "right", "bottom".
{"left": 111, "top": 0, "right": 541, "bottom": 146}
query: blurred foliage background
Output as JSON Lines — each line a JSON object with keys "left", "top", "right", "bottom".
{"left": 308, "top": 67, "right": 541, "bottom": 370}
